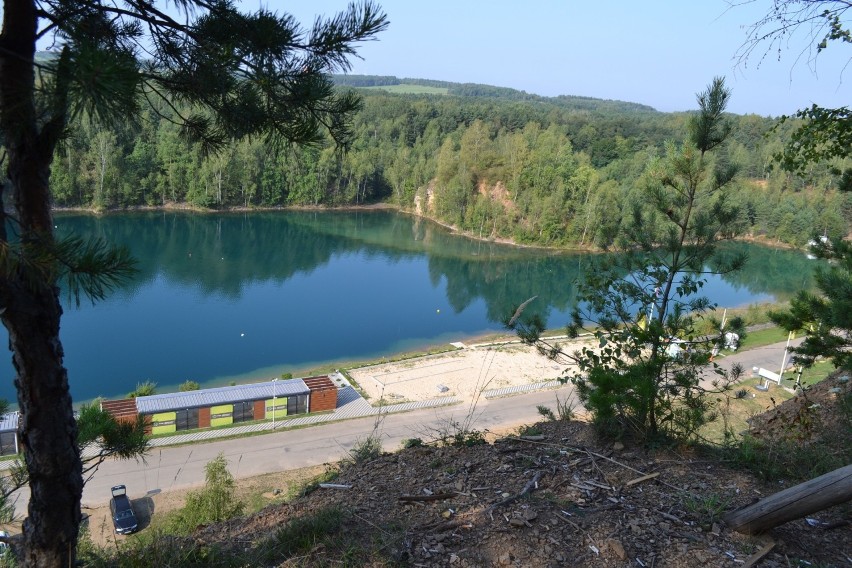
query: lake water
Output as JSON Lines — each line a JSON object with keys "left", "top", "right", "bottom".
{"left": 0, "top": 210, "right": 816, "bottom": 404}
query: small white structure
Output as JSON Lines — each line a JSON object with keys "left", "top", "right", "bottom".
{"left": 724, "top": 332, "right": 740, "bottom": 351}
{"left": 665, "top": 339, "right": 685, "bottom": 359}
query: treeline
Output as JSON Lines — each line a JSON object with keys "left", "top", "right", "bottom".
{"left": 333, "top": 74, "right": 657, "bottom": 112}
{"left": 42, "top": 76, "right": 851, "bottom": 248}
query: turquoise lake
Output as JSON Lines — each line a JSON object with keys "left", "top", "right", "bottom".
{"left": 0, "top": 210, "right": 816, "bottom": 404}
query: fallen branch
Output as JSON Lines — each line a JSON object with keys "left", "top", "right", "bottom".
{"left": 398, "top": 492, "right": 458, "bottom": 502}
{"left": 319, "top": 483, "right": 352, "bottom": 489}
{"left": 625, "top": 472, "right": 660, "bottom": 487}
{"left": 486, "top": 471, "right": 543, "bottom": 511}
{"left": 504, "top": 436, "right": 688, "bottom": 494}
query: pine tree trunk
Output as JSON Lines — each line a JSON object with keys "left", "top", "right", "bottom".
{"left": 0, "top": 1, "right": 83, "bottom": 565}
{"left": 4, "top": 280, "right": 82, "bottom": 568}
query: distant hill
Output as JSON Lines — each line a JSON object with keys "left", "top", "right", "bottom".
{"left": 332, "top": 74, "right": 658, "bottom": 114}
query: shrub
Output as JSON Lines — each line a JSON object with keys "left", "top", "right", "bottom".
{"left": 126, "top": 380, "right": 157, "bottom": 398}
{"left": 178, "top": 380, "right": 200, "bottom": 392}
{"left": 347, "top": 433, "right": 382, "bottom": 464}
{"left": 537, "top": 405, "right": 556, "bottom": 421}
{"left": 161, "top": 453, "right": 244, "bottom": 535}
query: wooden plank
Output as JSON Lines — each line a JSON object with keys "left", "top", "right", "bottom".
{"left": 724, "top": 464, "right": 852, "bottom": 534}
{"left": 625, "top": 472, "right": 660, "bottom": 487}
{"left": 742, "top": 540, "right": 775, "bottom": 568}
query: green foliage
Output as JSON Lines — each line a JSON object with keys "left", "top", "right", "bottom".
{"left": 723, "top": 428, "right": 851, "bottom": 483}
{"left": 178, "top": 380, "right": 200, "bottom": 392}
{"left": 0, "top": 474, "right": 18, "bottom": 525}
{"left": 718, "top": 381, "right": 851, "bottom": 483}
{"left": 771, "top": 238, "right": 852, "bottom": 371}
{"left": 31, "top": 76, "right": 849, "bottom": 249}
{"left": 681, "top": 492, "right": 732, "bottom": 525}
{"left": 738, "top": 2, "right": 851, "bottom": 193}
{"left": 401, "top": 437, "right": 424, "bottom": 448}
{"left": 510, "top": 79, "right": 745, "bottom": 444}
{"left": 554, "top": 393, "right": 577, "bottom": 421}
{"left": 292, "top": 467, "right": 340, "bottom": 500}
{"left": 364, "top": 83, "right": 449, "bottom": 95}
{"left": 518, "top": 424, "right": 542, "bottom": 437}
{"left": 76, "top": 402, "right": 149, "bottom": 477}
{"left": 443, "top": 426, "right": 487, "bottom": 448}
{"left": 1, "top": 0, "right": 388, "bottom": 563}
{"left": 161, "top": 453, "right": 244, "bottom": 535}
{"left": 536, "top": 405, "right": 556, "bottom": 421}
{"left": 346, "top": 433, "right": 383, "bottom": 464}
{"left": 77, "top": 527, "right": 219, "bottom": 567}
{"left": 265, "top": 506, "right": 346, "bottom": 560}
{"left": 0, "top": 402, "right": 148, "bottom": 525}
{"left": 126, "top": 381, "right": 157, "bottom": 398}
{"left": 776, "top": 106, "right": 852, "bottom": 174}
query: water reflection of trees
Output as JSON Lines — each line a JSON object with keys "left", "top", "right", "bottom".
{"left": 55, "top": 211, "right": 814, "bottom": 318}
{"left": 711, "top": 242, "right": 816, "bottom": 301}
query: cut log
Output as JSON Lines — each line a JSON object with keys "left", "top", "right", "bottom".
{"left": 724, "top": 464, "right": 852, "bottom": 534}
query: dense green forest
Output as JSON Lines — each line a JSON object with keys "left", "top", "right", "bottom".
{"left": 38, "top": 73, "right": 851, "bottom": 248}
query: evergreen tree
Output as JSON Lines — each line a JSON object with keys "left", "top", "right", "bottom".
{"left": 0, "top": 1, "right": 387, "bottom": 565}
{"left": 771, "top": 238, "right": 852, "bottom": 371}
{"left": 508, "top": 78, "right": 746, "bottom": 443}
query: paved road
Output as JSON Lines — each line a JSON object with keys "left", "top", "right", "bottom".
{"left": 8, "top": 338, "right": 802, "bottom": 516}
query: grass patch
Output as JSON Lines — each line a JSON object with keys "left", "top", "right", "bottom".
{"left": 707, "top": 369, "right": 852, "bottom": 483}
{"left": 291, "top": 466, "right": 340, "bottom": 499}
{"left": 719, "top": 426, "right": 851, "bottom": 483}
{"left": 704, "top": 303, "right": 781, "bottom": 329}
{"left": 681, "top": 492, "right": 732, "bottom": 526}
{"left": 781, "top": 359, "right": 836, "bottom": 387}
{"left": 262, "top": 505, "right": 347, "bottom": 560}
{"left": 700, "top": 378, "right": 794, "bottom": 444}
{"left": 728, "top": 326, "right": 789, "bottom": 352}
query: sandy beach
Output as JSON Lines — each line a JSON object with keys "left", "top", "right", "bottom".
{"left": 347, "top": 337, "right": 592, "bottom": 404}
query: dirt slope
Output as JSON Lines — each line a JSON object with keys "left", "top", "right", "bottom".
{"left": 187, "top": 420, "right": 850, "bottom": 567}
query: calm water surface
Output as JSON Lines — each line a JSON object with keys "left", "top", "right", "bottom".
{"left": 0, "top": 211, "right": 816, "bottom": 403}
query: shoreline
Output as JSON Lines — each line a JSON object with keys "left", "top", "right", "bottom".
{"left": 52, "top": 203, "right": 806, "bottom": 254}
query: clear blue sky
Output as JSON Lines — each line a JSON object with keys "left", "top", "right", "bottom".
{"left": 272, "top": 0, "right": 849, "bottom": 117}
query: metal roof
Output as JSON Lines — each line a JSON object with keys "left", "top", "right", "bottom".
{"left": 135, "top": 379, "right": 310, "bottom": 414}
{"left": 0, "top": 412, "right": 19, "bottom": 432}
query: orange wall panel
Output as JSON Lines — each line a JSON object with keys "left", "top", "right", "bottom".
{"left": 198, "top": 407, "right": 211, "bottom": 429}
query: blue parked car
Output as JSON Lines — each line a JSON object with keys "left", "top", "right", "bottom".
{"left": 109, "top": 485, "right": 138, "bottom": 535}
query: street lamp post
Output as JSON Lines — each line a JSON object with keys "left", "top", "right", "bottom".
{"left": 272, "top": 378, "right": 279, "bottom": 429}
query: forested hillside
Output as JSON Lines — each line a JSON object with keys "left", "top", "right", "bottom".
{"left": 42, "top": 74, "right": 850, "bottom": 248}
